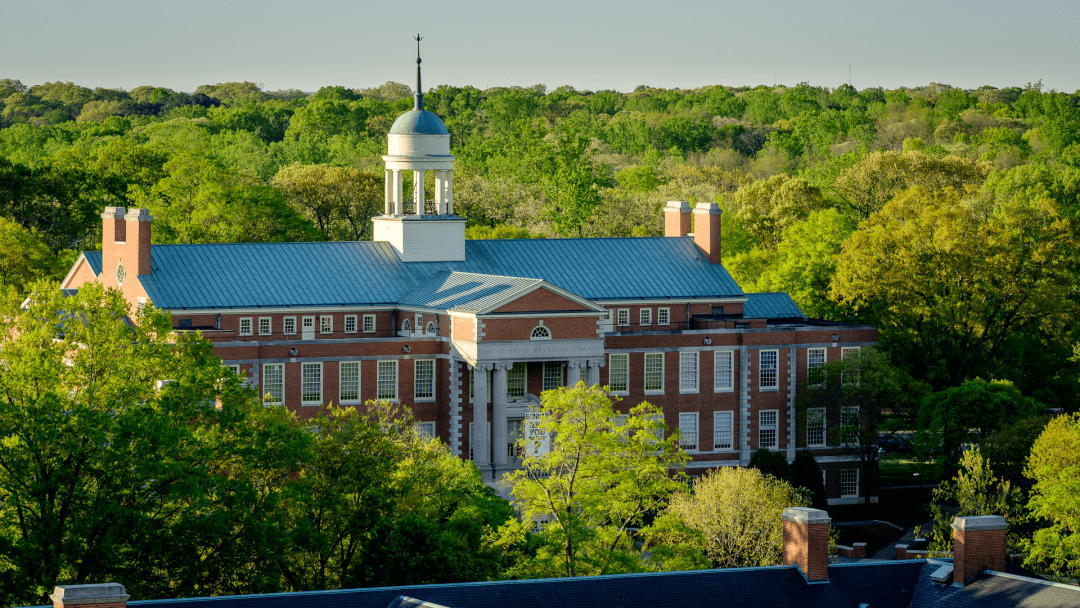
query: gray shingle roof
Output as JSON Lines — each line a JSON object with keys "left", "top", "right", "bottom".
{"left": 399, "top": 271, "right": 544, "bottom": 312}
{"left": 908, "top": 562, "right": 1079, "bottom": 608}
{"left": 744, "top": 292, "right": 804, "bottom": 319}
{"left": 134, "top": 237, "right": 745, "bottom": 310}
{"left": 389, "top": 109, "right": 449, "bottom": 135}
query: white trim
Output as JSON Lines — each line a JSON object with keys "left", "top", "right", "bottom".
{"left": 713, "top": 410, "right": 734, "bottom": 451}
{"left": 679, "top": 412, "right": 699, "bottom": 452}
{"left": 759, "top": 349, "right": 779, "bottom": 391}
{"left": 339, "top": 361, "right": 361, "bottom": 404}
{"left": 644, "top": 352, "right": 664, "bottom": 395}
{"left": 377, "top": 359, "right": 398, "bottom": 402}
{"left": 283, "top": 316, "right": 296, "bottom": 335}
{"left": 320, "top": 315, "right": 334, "bottom": 334}
{"left": 657, "top": 307, "right": 670, "bottom": 325}
{"left": 616, "top": 308, "right": 630, "bottom": 327}
{"left": 530, "top": 326, "right": 552, "bottom": 340}
{"left": 300, "top": 361, "right": 323, "bottom": 406}
{"left": 679, "top": 351, "right": 699, "bottom": 394}
{"left": 593, "top": 297, "right": 748, "bottom": 306}
{"left": 258, "top": 317, "right": 272, "bottom": 335}
{"left": 344, "top": 314, "right": 358, "bottom": 333}
{"left": 472, "top": 281, "right": 609, "bottom": 315}
{"left": 639, "top": 307, "right": 652, "bottom": 326}
{"left": 362, "top": 314, "right": 376, "bottom": 333}
{"left": 759, "top": 409, "right": 779, "bottom": 449}
{"left": 807, "top": 407, "right": 827, "bottom": 447}
{"left": 263, "top": 363, "right": 284, "bottom": 405}
{"left": 239, "top": 317, "right": 253, "bottom": 336}
{"left": 59, "top": 253, "right": 95, "bottom": 289}
{"left": 414, "top": 359, "right": 436, "bottom": 401}
{"left": 713, "top": 349, "right": 734, "bottom": 392}
{"left": 841, "top": 468, "right": 859, "bottom": 497}
{"left": 608, "top": 353, "right": 629, "bottom": 395}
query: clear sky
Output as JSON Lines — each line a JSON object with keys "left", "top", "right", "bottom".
{"left": 2, "top": 0, "right": 1078, "bottom": 94}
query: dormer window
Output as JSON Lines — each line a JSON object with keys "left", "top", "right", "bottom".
{"left": 530, "top": 326, "right": 552, "bottom": 340}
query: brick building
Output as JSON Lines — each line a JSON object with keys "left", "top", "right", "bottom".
{"left": 60, "top": 62, "right": 878, "bottom": 502}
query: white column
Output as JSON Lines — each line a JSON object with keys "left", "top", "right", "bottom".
{"left": 446, "top": 169, "right": 454, "bottom": 214}
{"left": 414, "top": 170, "right": 425, "bottom": 214}
{"left": 473, "top": 365, "right": 490, "bottom": 467}
{"left": 393, "top": 170, "right": 404, "bottom": 215}
{"left": 434, "top": 171, "right": 444, "bottom": 215}
{"left": 587, "top": 359, "right": 600, "bottom": 386}
{"left": 492, "top": 363, "right": 509, "bottom": 466}
{"left": 384, "top": 169, "right": 392, "bottom": 215}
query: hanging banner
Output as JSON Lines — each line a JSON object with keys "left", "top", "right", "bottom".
{"left": 524, "top": 410, "right": 550, "bottom": 458}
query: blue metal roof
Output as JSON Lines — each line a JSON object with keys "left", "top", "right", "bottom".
{"left": 134, "top": 237, "right": 745, "bottom": 310}
{"left": 84, "top": 251, "right": 103, "bottom": 275}
{"left": 744, "top": 292, "right": 804, "bottom": 319}
{"left": 399, "top": 271, "right": 544, "bottom": 312}
{"left": 389, "top": 109, "right": 449, "bottom": 135}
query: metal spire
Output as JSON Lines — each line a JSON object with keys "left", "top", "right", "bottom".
{"left": 414, "top": 34, "right": 424, "bottom": 110}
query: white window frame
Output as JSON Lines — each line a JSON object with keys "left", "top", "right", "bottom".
{"left": 320, "top": 315, "right": 333, "bottom": 334}
{"left": 363, "top": 314, "right": 376, "bottom": 333}
{"left": 679, "top": 351, "right": 699, "bottom": 394}
{"left": 807, "top": 347, "right": 826, "bottom": 388}
{"left": 239, "top": 317, "right": 252, "bottom": 336}
{"left": 507, "top": 362, "right": 527, "bottom": 398}
{"left": 415, "top": 359, "right": 435, "bottom": 401}
{"left": 426, "top": 321, "right": 436, "bottom": 336}
{"left": 842, "top": 405, "right": 860, "bottom": 446}
{"left": 714, "top": 410, "right": 734, "bottom": 451}
{"left": 759, "top": 349, "right": 779, "bottom": 390}
{"left": 263, "top": 363, "right": 284, "bottom": 405}
{"left": 339, "top": 361, "right": 360, "bottom": 404}
{"left": 377, "top": 360, "right": 398, "bottom": 402}
{"left": 841, "top": 469, "right": 859, "bottom": 498}
{"left": 227, "top": 364, "right": 241, "bottom": 376}
{"left": 759, "top": 409, "right": 778, "bottom": 449}
{"left": 344, "top": 314, "right": 357, "bottom": 333}
{"left": 644, "top": 352, "right": 664, "bottom": 394}
{"left": 679, "top": 412, "right": 698, "bottom": 452}
{"left": 842, "top": 346, "right": 861, "bottom": 386}
{"left": 302, "top": 316, "right": 315, "bottom": 339}
{"left": 258, "top": 317, "right": 272, "bottom": 335}
{"left": 640, "top": 308, "right": 652, "bottom": 326}
{"left": 530, "top": 326, "right": 552, "bottom": 340}
{"left": 417, "top": 420, "right": 436, "bottom": 439}
{"left": 301, "top": 362, "right": 323, "bottom": 406}
{"left": 714, "top": 349, "right": 734, "bottom": 392}
{"left": 807, "top": 407, "right": 826, "bottom": 447}
{"left": 401, "top": 318, "right": 411, "bottom": 334}
{"left": 415, "top": 314, "right": 423, "bottom": 331}
{"left": 283, "top": 316, "right": 296, "bottom": 335}
{"left": 608, "top": 353, "right": 629, "bottom": 395}
{"left": 543, "top": 361, "right": 563, "bottom": 391}
{"left": 616, "top": 308, "right": 630, "bottom": 327}
{"left": 658, "top": 307, "right": 670, "bottom": 325}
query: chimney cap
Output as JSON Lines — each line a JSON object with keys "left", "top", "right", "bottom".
{"left": 782, "top": 507, "right": 831, "bottom": 524}
{"left": 100, "top": 206, "right": 127, "bottom": 219}
{"left": 665, "top": 201, "right": 692, "bottom": 210}
{"left": 952, "top": 515, "right": 1008, "bottom": 531}
{"left": 693, "top": 202, "right": 723, "bottom": 215}
{"left": 124, "top": 208, "right": 153, "bottom": 222}
{"left": 50, "top": 583, "right": 129, "bottom": 606}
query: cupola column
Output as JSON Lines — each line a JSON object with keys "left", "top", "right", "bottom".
{"left": 393, "top": 170, "right": 404, "bottom": 215}
{"left": 384, "top": 169, "right": 393, "bottom": 215}
{"left": 413, "top": 170, "right": 425, "bottom": 214}
{"left": 434, "top": 171, "right": 445, "bottom": 215}
{"left": 446, "top": 169, "right": 454, "bottom": 214}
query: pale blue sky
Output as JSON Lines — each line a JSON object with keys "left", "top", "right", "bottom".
{"left": 2, "top": 0, "right": 1078, "bottom": 93}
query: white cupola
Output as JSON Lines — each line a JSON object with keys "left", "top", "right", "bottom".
{"left": 373, "top": 35, "right": 466, "bottom": 262}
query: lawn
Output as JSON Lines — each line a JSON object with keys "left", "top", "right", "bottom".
{"left": 878, "top": 454, "right": 945, "bottom": 488}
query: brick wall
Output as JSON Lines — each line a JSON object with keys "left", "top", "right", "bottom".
{"left": 480, "top": 316, "right": 598, "bottom": 341}
{"left": 491, "top": 288, "right": 592, "bottom": 313}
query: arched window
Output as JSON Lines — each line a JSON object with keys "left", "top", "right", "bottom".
{"left": 401, "top": 319, "right": 411, "bottom": 332}
{"left": 426, "top": 321, "right": 436, "bottom": 336}
{"left": 530, "top": 326, "right": 552, "bottom": 340}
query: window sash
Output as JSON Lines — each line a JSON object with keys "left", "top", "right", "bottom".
{"left": 258, "top": 317, "right": 271, "bottom": 335}
{"left": 617, "top": 308, "right": 630, "bottom": 326}
{"left": 507, "top": 362, "right": 526, "bottom": 398}
{"left": 842, "top": 406, "right": 860, "bottom": 445}
{"left": 239, "top": 318, "right": 252, "bottom": 336}
{"left": 301, "top": 362, "right": 322, "bottom": 405}
{"left": 644, "top": 353, "right": 664, "bottom": 393}
{"left": 363, "top": 314, "right": 376, "bottom": 332}
{"left": 679, "top": 351, "right": 699, "bottom": 392}
{"left": 530, "top": 326, "right": 551, "bottom": 340}
{"left": 344, "top": 315, "right": 357, "bottom": 333}
{"left": 714, "top": 411, "right": 733, "bottom": 450}
{"left": 658, "top": 307, "right": 670, "bottom": 325}
{"left": 807, "top": 347, "right": 826, "bottom": 387}
{"left": 377, "top": 360, "right": 398, "bottom": 401}
{"left": 543, "top": 362, "right": 563, "bottom": 391}
{"left": 609, "top": 353, "right": 629, "bottom": 394}
{"left": 415, "top": 360, "right": 435, "bottom": 400}
{"left": 841, "top": 346, "right": 861, "bottom": 385}
{"left": 759, "top": 409, "right": 778, "bottom": 449}
{"left": 759, "top": 350, "right": 778, "bottom": 389}
{"left": 640, "top": 308, "right": 652, "bottom": 325}
{"left": 714, "top": 350, "right": 734, "bottom": 392}
{"left": 284, "top": 317, "right": 296, "bottom": 335}
{"left": 340, "top": 361, "right": 360, "bottom": 403}
{"left": 417, "top": 421, "right": 436, "bottom": 439}
{"left": 807, "top": 407, "right": 826, "bottom": 447}
{"left": 841, "top": 469, "right": 859, "bottom": 497}
{"left": 679, "top": 412, "right": 698, "bottom": 451}
{"left": 320, "top": 315, "right": 333, "bottom": 334}
{"left": 263, "top": 363, "right": 284, "bottom": 405}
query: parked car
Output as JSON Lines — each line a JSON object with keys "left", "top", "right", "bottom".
{"left": 877, "top": 434, "right": 913, "bottom": 454}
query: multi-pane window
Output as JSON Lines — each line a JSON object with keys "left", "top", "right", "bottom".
{"left": 363, "top": 314, "right": 376, "bottom": 332}
{"left": 239, "top": 318, "right": 252, "bottom": 336}
{"left": 644, "top": 353, "right": 664, "bottom": 393}
{"left": 263, "top": 363, "right": 284, "bottom": 405}
{"left": 507, "top": 419, "right": 524, "bottom": 460}
{"left": 808, "top": 347, "right": 826, "bottom": 387}
{"left": 759, "top": 409, "right": 778, "bottom": 449}
{"left": 415, "top": 314, "right": 423, "bottom": 332}
{"left": 714, "top": 411, "right": 733, "bottom": 450}
{"left": 401, "top": 319, "right": 411, "bottom": 333}
{"left": 842, "top": 347, "right": 861, "bottom": 385}
{"left": 227, "top": 364, "right": 241, "bottom": 376}
{"left": 507, "top": 362, "right": 526, "bottom": 398}
{"left": 531, "top": 326, "right": 551, "bottom": 339}
{"left": 640, "top": 308, "right": 652, "bottom": 325}
{"left": 344, "top": 315, "right": 357, "bottom": 333}
{"left": 679, "top": 351, "right": 699, "bottom": 393}
{"left": 284, "top": 317, "right": 296, "bottom": 335}
{"left": 714, "top": 350, "right": 734, "bottom": 392}
{"left": 258, "top": 317, "right": 271, "bottom": 335}
{"left": 301, "top": 362, "right": 322, "bottom": 406}
{"left": 578, "top": 365, "right": 589, "bottom": 384}
{"left": 807, "top": 407, "right": 826, "bottom": 447}
{"left": 377, "top": 360, "right": 398, "bottom": 401}
{"left": 658, "top": 307, "right": 670, "bottom": 325}
{"left": 543, "top": 361, "right": 563, "bottom": 391}
{"left": 609, "top": 353, "right": 629, "bottom": 394}
{"left": 759, "top": 349, "right": 778, "bottom": 389}
{"left": 339, "top": 361, "right": 360, "bottom": 403}
{"left": 417, "top": 421, "right": 436, "bottom": 439}
{"left": 842, "top": 406, "right": 860, "bottom": 445}
{"left": 679, "top": 412, "right": 698, "bottom": 451}
{"left": 617, "top": 308, "right": 630, "bottom": 326}
{"left": 426, "top": 322, "right": 436, "bottom": 336}
{"left": 415, "top": 359, "right": 435, "bottom": 400}
{"left": 841, "top": 469, "right": 859, "bottom": 497}
{"left": 320, "top": 315, "right": 333, "bottom": 334}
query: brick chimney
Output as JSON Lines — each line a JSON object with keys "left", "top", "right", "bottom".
{"left": 50, "top": 583, "right": 128, "bottom": 608}
{"left": 125, "top": 208, "right": 153, "bottom": 276}
{"left": 782, "top": 507, "right": 831, "bottom": 583}
{"left": 664, "top": 201, "right": 691, "bottom": 237}
{"left": 100, "top": 207, "right": 153, "bottom": 291}
{"left": 693, "top": 203, "right": 722, "bottom": 264}
{"left": 952, "top": 515, "right": 1008, "bottom": 586}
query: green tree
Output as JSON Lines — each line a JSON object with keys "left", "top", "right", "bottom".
{"left": 503, "top": 383, "right": 688, "bottom": 578}
{"left": 791, "top": 450, "right": 829, "bottom": 510}
{"left": 927, "top": 446, "right": 1025, "bottom": 554}
{"left": 981, "top": 415, "right": 1051, "bottom": 483}
{"left": 748, "top": 447, "right": 792, "bottom": 483}
{"left": 0, "top": 216, "right": 60, "bottom": 295}
{"left": 271, "top": 164, "right": 383, "bottom": 241}
{"left": 1023, "top": 413, "right": 1080, "bottom": 579}
{"left": 726, "top": 174, "right": 826, "bottom": 249}
{"left": 661, "top": 467, "right": 809, "bottom": 568}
